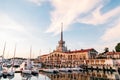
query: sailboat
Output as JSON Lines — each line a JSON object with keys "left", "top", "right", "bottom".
{"left": 0, "top": 62, "right": 3, "bottom": 77}
{"left": 21, "top": 59, "right": 32, "bottom": 75}
{"left": 3, "top": 51, "right": 12, "bottom": 68}
{"left": 13, "top": 60, "right": 20, "bottom": 68}
{"left": 31, "top": 48, "right": 39, "bottom": 76}
{"left": 31, "top": 65, "right": 39, "bottom": 76}
{"left": 21, "top": 46, "right": 38, "bottom": 75}
{"left": 7, "top": 44, "right": 16, "bottom": 77}
{"left": 21, "top": 47, "right": 32, "bottom": 75}
{"left": 2, "top": 42, "right": 8, "bottom": 78}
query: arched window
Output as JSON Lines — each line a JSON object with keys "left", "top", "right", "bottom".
{"left": 58, "top": 54, "right": 59, "bottom": 57}
{"left": 61, "top": 54, "right": 62, "bottom": 57}
{"left": 55, "top": 54, "right": 56, "bottom": 57}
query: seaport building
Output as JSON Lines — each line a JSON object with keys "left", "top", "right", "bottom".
{"left": 38, "top": 24, "right": 120, "bottom": 71}
{"left": 39, "top": 24, "right": 98, "bottom": 68}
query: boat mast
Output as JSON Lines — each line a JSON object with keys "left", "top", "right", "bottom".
{"left": 39, "top": 49, "right": 41, "bottom": 61}
{"left": 2, "top": 42, "right": 6, "bottom": 60}
{"left": 12, "top": 44, "right": 16, "bottom": 71}
{"left": 29, "top": 46, "right": 32, "bottom": 69}
{"left": 30, "top": 46, "right": 32, "bottom": 60}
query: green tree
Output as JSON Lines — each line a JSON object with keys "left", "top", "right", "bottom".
{"left": 104, "top": 47, "right": 109, "bottom": 53}
{"left": 115, "top": 43, "right": 120, "bottom": 52}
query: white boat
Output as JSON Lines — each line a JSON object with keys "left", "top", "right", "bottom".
{"left": 0, "top": 64, "right": 3, "bottom": 77}
{"left": 30, "top": 62, "right": 39, "bottom": 76}
{"left": 21, "top": 60, "right": 32, "bottom": 75}
{"left": 7, "top": 45, "right": 17, "bottom": 77}
{"left": 43, "top": 68, "right": 59, "bottom": 73}
{"left": 0, "top": 71, "right": 2, "bottom": 77}
{"left": 3, "top": 62, "right": 11, "bottom": 68}
{"left": 7, "top": 71, "right": 14, "bottom": 76}
{"left": 2, "top": 43, "right": 8, "bottom": 78}
{"left": 13, "top": 61, "right": 20, "bottom": 68}
{"left": 2, "top": 69, "right": 8, "bottom": 78}
{"left": 59, "top": 68, "right": 68, "bottom": 72}
{"left": 22, "top": 69, "right": 31, "bottom": 75}
{"left": 22, "top": 47, "right": 33, "bottom": 75}
{"left": 7, "top": 74, "right": 14, "bottom": 79}
{"left": 71, "top": 67, "right": 84, "bottom": 71}
{"left": 31, "top": 68, "right": 39, "bottom": 76}
{"left": 59, "top": 68, "right": 72, "bottom": 72}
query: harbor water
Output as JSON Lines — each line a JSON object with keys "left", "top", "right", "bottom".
{"left": 0, "top": 71, "right": 120, "bottom": 80}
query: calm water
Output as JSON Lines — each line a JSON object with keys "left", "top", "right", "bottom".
{"left": 0, "top": 71, "right": 120, "bottom": 80}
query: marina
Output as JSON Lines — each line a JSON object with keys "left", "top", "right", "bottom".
{"left": 0, "top": 70, "right": 119, "bottom": 80}
{"left": 0, "top": 24, "right": 120, "bottom": 79}
{"left": 0, "top": 0, "right": 120, "bottom": 80}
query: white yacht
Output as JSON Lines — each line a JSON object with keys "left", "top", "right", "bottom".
{"left": 71, "top": 67, "right": 84, "bottom": 71}
{"left": 2, "top": 68, "right": 8, "bottom": 78}
{"left": 21, "top": 60, "right": 32, "bottom": 75}
{"left": 43, "top": 68, "right": 59, "bottom": 73}
{"left": 59, "top": 68, "right": 72, "bottom": 72}
{"left": 31, "top": 68, "right": 39, "bottom": 76}
{"left": 7, "top": 44, "right": 16, "bottom": 77}
{"left": 0, "top": 65, "right": 2, "bottom": 77}
{"left": 59, "top": 68, "right": 68, "bottom": 72}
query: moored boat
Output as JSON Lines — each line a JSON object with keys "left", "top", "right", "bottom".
{"left": 31, "top": 68, "right": 39, "bottom": 76}
{"left": 2, "top": 69, "right": 8, "bottom": 78}
{"left": 43, "top": 68, "right": 59, "bottom": 73}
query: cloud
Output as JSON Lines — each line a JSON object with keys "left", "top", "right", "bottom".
{"left": 46, "top": 0, "right": 104, "bottom": 35}
{"left": 76, "top": 4, "right": 120, "bottom": 43}
{"left": 101, "top": 19, "right": 120, "bottom": 42}
{"left": 0, "top": 13, "right": 38, "bottom": 58}
{"left": 26, "top": 0, "right": 48, "bottom": 6}
{"left": 77, "top": 5, "right": 120, "bottom": 25}
{"left": 0, "top": 13, "right": 25, "bottom": 31}
{"left": 0, "top": 13, "right": 28, "bottom": 42}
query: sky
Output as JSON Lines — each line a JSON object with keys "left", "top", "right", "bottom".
{"left": 0, "top": 0, "right": 120, "bottom": 58}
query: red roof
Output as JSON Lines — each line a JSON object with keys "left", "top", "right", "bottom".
{"left": 107, "top": 52, "right": 120, "bottom": 55}
{"left": 65, "top": 48, "right": 94, "bottom": 53}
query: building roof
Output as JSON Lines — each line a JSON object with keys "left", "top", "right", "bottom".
{"left": 107, "top": 52, "right": 120, "bottom": 55}
{"left": 40, "top": 54, "right": 49, "bottom": 57}
{"left": 65, "top": 48, "right": 95, "bottom": 53}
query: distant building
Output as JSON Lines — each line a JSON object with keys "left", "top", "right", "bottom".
{"left": 39, "top": 24, "right": 98, "bottom": 68}
{"left": 106, "top": 52, "right": 120, "bottom": 59}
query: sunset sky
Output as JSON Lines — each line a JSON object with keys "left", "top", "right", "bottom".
{"left": 0, "top": 0, "right": 120, "bottom": 58}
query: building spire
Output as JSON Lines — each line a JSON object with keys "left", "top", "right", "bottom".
{"left": 61, "top": 22, "right": 63, "bottom": 42}
{"left": 55, "top": 23, "right": 68, "bottom": 52}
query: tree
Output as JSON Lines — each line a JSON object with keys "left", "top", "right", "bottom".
{"left": 104, "top": 47, "right": 109, "bottom": 53}
{"left": 115, "top": 43, "right": 120, "bottom": 52}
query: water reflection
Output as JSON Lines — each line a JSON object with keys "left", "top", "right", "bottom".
{"left": 7, "top": 75, "right": 14, "bottom": 79}
{"left": 46, "top": 71, "right": 120, "bottom": 80}
{"left": 21, "top": 74, "right": 32, "bottom": 80}
{"left": 0, "top": 71, "right": 119, "bottom": 80}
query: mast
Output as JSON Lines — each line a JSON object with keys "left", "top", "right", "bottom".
{"left": 13, "top": 44, "right": 16, "bottom": 60}
{"left": 39, "top": 49, "right": 41, "bottom": 61}
{"left": 12, "top": 44, "right": 16, "bottom": 71}
{"left": 30, "top": 46, "right": 32, "bottom": 60}
{"left": 2, "top": 42, "right": 6, "bottom": 59}
{"left": 29, "top": 46, "right": 32, "bottom": 69}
